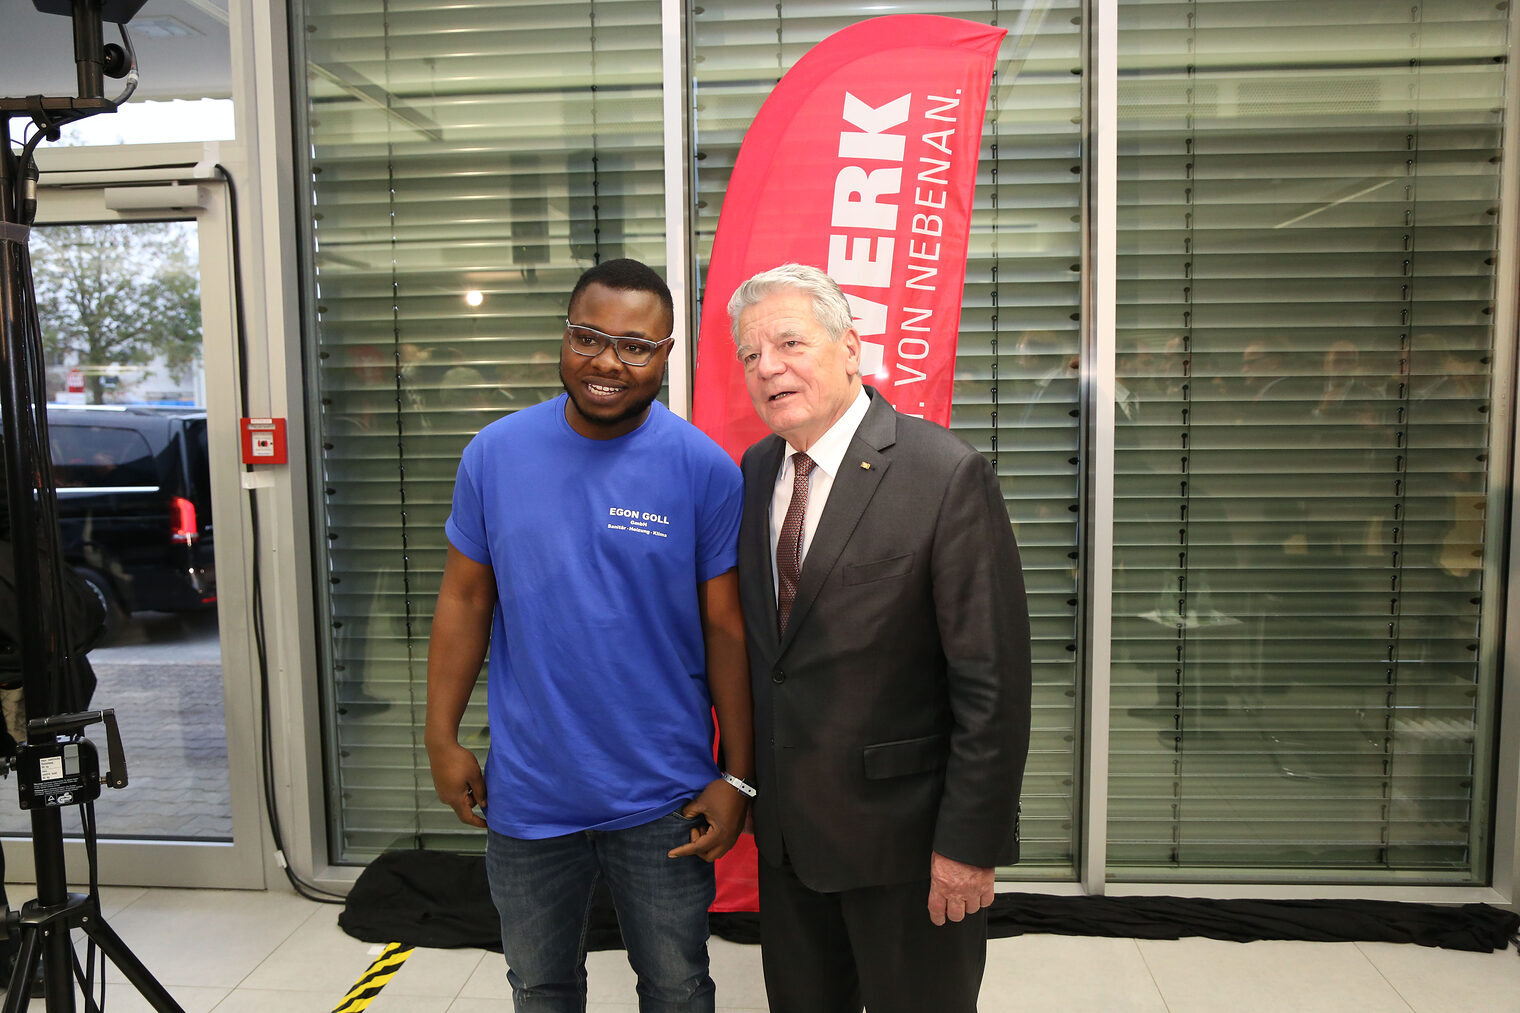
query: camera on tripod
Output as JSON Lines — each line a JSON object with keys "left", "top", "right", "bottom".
{"left": 18, "top": 2, "right": 144, "bottom": 112}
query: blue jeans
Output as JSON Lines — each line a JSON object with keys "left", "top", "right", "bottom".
{"left": 485, "top": 812, "right": 717, "bottom": 1013}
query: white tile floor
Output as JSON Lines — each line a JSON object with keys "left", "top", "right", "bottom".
{"left": 6, "top": 884, "right": 1520, "bottom": 1012}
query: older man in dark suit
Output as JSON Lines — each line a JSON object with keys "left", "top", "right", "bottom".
{"left": 727, "top": 263, "right": 1031, "bottom": 1013}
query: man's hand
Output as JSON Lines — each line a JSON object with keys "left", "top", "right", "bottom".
{"left": 927, "top": 851, "right": 995, "bottom": 926}
{"left": 425, "top": 546, "right": 494, "bottom": 830}
{"left": 428, "top": 739, "right": 487, "bottom": 828}
{"left": 666, "top": 777, "right": 750, "bottom": 862}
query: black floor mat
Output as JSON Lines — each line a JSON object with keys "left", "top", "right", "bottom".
{"left": 338, "top": 850, "right": 1518, "bottom": 955}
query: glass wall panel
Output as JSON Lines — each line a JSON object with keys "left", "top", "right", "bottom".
{"left": 690, "top": 0, "right": 1086, "bottom": 872}
{"left": 299, "top": 0, "right": 667, "bottom": 861}
{"left": 1110, "top": 0, "right": 1509, "bottom": 879}
{"left": 294, "top": 0, "right": 1516, "bottom": 883}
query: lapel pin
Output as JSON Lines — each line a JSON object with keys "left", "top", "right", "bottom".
{"left": 860, "top": 461, "right": 872, "bottom": 470}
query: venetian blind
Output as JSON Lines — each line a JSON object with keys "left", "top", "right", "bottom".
{"left": 1108, "top": 0, "right": 1509, "bottom": 878}
{"left": 691, "top": 0, "right": 1086, "bottom": 872}
{"left": 300, "top": 0, "right": 668, "bottom": 860}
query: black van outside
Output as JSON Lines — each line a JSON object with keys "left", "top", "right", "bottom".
{"left": 46, "top": 405, "right": 216, "bottom": 636}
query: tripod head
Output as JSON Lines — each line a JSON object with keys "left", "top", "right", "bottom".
{"left": 2, "top": 1, "right": 144, "bottom": 127}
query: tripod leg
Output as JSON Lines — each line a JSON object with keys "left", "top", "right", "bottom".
{"left": 42, "top": 921, "right": 75, "bottom": 1012}
{"left": 3, "top": 926, "right": 38, "bottom": 1013}
{"left": 78, "top": 918, "right": 184, "bottom": 1013}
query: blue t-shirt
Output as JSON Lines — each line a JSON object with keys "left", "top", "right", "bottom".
{"left": 445, "top": 395, "right": 743, "bottom": 838}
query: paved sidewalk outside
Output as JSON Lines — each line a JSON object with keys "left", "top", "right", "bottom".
{"left": 0, "top": 612, "right": 231, "bottom": 840}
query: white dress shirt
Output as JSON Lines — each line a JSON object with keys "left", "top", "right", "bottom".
{"left": 769, "top": 388, "right": 871, "bottom": 602}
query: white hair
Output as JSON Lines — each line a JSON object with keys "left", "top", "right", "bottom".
{"left": 726, "top": 263, "right": 854, "bottom": 345}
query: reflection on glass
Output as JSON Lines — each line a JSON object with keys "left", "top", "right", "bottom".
{"left": 1110, "top": 0, "right": 1507, "bottom": 879}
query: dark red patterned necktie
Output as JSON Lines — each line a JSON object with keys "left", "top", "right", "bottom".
{"left": 776, "top": 452, "right": 815, "bottom": 636}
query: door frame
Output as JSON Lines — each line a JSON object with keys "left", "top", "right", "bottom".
{"left": 3, "top": 163, "right": 265, "bottom": 889}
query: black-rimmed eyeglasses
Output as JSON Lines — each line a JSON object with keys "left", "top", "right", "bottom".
{"left": 564, "top": 321, "right": 674, "bottom": 367}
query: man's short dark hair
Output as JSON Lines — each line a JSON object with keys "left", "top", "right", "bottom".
{"left": 568, "top": 259, "right": 675, "bottom": 335}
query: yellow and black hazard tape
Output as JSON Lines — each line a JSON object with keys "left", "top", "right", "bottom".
{"left": 332, "top": 942, "right": 414, "bottom": 1013}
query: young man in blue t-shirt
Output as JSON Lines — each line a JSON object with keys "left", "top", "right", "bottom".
{"left": 425, "top": 259, "right": 752, "bottom": 1012}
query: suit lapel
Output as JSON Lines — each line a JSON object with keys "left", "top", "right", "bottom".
{"left": 778, "top": 390, "right": 897, "bottom": 652}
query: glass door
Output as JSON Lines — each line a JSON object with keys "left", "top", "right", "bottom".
{"left": 0, "top": 176, "right": 264, "bottom": 888}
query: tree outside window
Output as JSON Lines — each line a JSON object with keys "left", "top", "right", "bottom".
{"left": 30, "top": 221, "right": 202, "bottom": 406}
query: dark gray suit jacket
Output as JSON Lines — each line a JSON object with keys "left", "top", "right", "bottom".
{"left": 739, "top": 387, "right": 1031, "bottom": 893}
